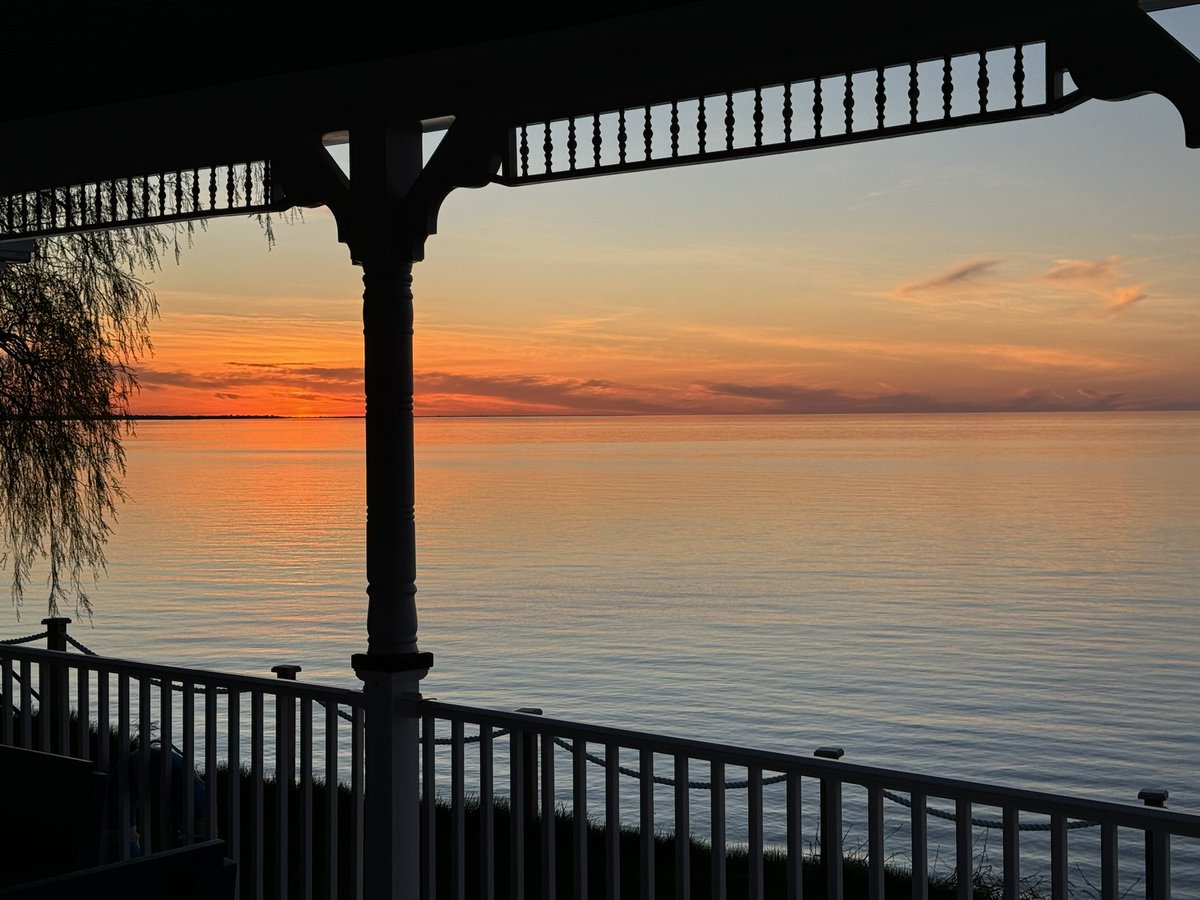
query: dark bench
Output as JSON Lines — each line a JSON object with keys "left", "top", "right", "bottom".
{"left": 0, "top": 839, "right": 236, "bottom": 900}
{"left": 0, "top": 744, "right": 108, "bottom": 886}
{"left": 0, "top": 744, "right": 235, "bottom": 899}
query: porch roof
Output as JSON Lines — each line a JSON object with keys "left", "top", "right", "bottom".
{"left": 4, "top": 1, "right": 1196, "bottom": 196}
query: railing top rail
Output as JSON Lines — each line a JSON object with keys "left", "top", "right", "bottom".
{"left": 420, "top": 698, "right": 1200, "bottom": 837}
{"left": 0, "top": 643, "right": 363, "bottom": 707}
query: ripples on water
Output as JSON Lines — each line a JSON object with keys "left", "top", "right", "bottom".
{"left": 6, "top": 413, "right": 1198, "bottom": 826}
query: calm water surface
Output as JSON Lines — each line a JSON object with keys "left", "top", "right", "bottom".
{"left": 6, "top": 413, "right": 1199, "bottom": 820}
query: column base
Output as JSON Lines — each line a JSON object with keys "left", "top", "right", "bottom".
{"left": 352, "top": 652, "right": 433, "bottom": 676}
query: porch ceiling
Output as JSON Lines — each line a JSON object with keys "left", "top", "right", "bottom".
{"left": 4, "top": 1, "right": 1194, "bottom": 196}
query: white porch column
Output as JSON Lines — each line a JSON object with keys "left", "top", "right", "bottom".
{"left": 347, "top": 120, "right": 432, "bottom": 900}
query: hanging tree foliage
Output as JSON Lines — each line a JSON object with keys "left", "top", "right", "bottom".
{"left": 0, "top": 227, "right": 167, "bottom": 618}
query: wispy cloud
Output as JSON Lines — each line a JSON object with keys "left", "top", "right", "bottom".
{"left": 415, "top": 372, "right": 675, "bottom": 416}
{"left": 890, "top": 259, "right": 1000, "bottom": 299}
{"left": 1043, "top": 257, "right": 1122, "bottom": 282}
{"left": 678, "top": 324, "right": 1130, "bottom": 375}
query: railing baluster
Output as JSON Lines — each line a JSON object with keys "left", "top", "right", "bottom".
{"left": 98, "top": 669, "right": 110, "bottom": 773}
{"left": 671, "top": 100, "right": 680, "bottom": 157}
{"left": 205, "top": 685, "right": 218, "bottom": 842}
{"left": 452, "top": 718, "right": 466, "bottom": 900}
{"left": 300, "top": 696, "right": 313, "bottom": 900}
{"left": 183, "top": 680, "right": 196, "bottom": 843}
{"left": 942, "top": 57, "right": 954, "bottom": 118}
{"left": 54, "top": 657, "right": 69, "bottom": 754}
{"left": 544, "top": 122, "right": 553, "bottom": 174}
{"left": 118, "top": 674, "right": 131, "bottom": 860}
{"left": 606, "top": 741, "right": 620, "bottom": 900}
{"left": 423, "top": 712, "right": 437, "bottom": 900}
{"left": 542, "top": 729, "right": 557, "bottom": 900}
{"left": 956, "top": 799, "right": 972, "bottom": 900}
{"left": 724, "top": 92, "right": 735, "bottom": 150}
{"left": 19, "top": 659, "right": 32, "bottom": 748}
{"left": 139, "top": 677, "right": 153, "bottom": 854}
{"left": 1050, "top": 813, "right": 1067, "bottom": 900}
{"left": 978, "top": 50, "right": 989, "bottom": 113}
{"left": 1014, "top": 45, "right": 1026, "bottom": 109}
{"left": 783, "top": 83, "right": 793, "bottom": 143}
{"left": 867, "top": 785, "right": 884, "bottom": 900}
{"left": 1003, "top": 806, "right": 1019, "bottom": 900}
{"left": 324, "top": 701, "right": 339, "bottom": 900}
{"left": 228, "top": 690, "right": 241, "bottom": 874}
{"left": 1100, "top": 822, "right": 1117, "bottom": 900}
{"left": 568, "top": 117, "right": 578, "bottom": 171}
{"left": 480, "top": 725, "right": 495, "bottom": 900}
{"left": 2, "top": 658, "right": 13, "bottom": 746}
{"left": 823, "top": 776, "right": 843, "bottom": 900}
{"left": 786, "top": 772, "right": 803, "bottom": 900}
{"left": 519, "top": 125, "right": 530, "bottom": 177}
{"left": 697, "top": 96, "right": 707, "bottom": 154}
{"left": 753, "top": 88, "right": 763, "bottom": 147}
{"left": 511, "top": 726, "right": 526, "bottom": 900}
{"left": 159, "top": 678, "right": 173, "bottom": 851}
{"left": 813, "top": 77, "right": 824, "bottom": 139}
{"left": 352, "top": 705, "right": 365, "bottom": 900}
{"left": 640, "top": 748, "right": 654, "bottom": 900}
{"left": 574, "top": 738, "right": 588, "bottom": 900}
{"left": 711, "top": 761, "right": 726, "bottom": 900}
{"left": 77, "top": 666, "right": 90, "bottom": 760}
{"left": 911, "top": 792, "right": 928, "bottom": 900}
{"left": 252, "top": 689, "right": 265, "bottom": 900}
{"left": 38, "top": 660, "right": 50, "bottom": 750}
{"left": 644, "top": 105, "right": 654, "bottom": 161}
{"left": 875, "top": 67, "right": 886, "bottom": 129}
{"left": 277, "top": 690, "right": 293, "bottom": 900}
{"left": 618, "top": 109, "right": 628, "bottom": 164}
{"left": 674, "top": 755, "right": 690, "bottom": 900}
{"left": 592, "top": 113, "right": 602, "bottom": 168}
{"left": 1148, "top": 825, "right": 1170, "bottom": 900}
{"left": 843, "top": 73, "right": 854, "bottom": 134}
{"left": 748, "top": 766, "right": 764, "bottom": 900}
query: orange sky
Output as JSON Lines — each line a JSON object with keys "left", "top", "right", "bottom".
{"left": 131, "top": 14, "right": 1200, "bottom": 418}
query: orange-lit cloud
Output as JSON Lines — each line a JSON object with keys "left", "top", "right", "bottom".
{"left": 1040, "top": 256, "right": 1149, "bottom": 316}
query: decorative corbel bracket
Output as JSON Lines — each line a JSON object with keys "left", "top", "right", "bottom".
{"left": 270, "top": 117, "right": 507, "bottom": 266}
{"left": 1059, "top": 5, "right": 1200, "bottom": 148}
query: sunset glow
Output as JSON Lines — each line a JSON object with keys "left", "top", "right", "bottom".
{"left": 130, "top": 9, "right": 1200, "bottom": 418}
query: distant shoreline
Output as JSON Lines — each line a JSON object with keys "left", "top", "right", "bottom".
{"left": 129, "top": 408, "right": 1200, "bottom": 421}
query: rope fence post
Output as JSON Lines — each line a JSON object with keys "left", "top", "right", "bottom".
{"left": 42, "top": 617, "right": 71, "bottom": 751}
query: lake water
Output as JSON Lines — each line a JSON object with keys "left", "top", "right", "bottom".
{"left": 4, "top": 413, "right": 1199, "bottom": 824}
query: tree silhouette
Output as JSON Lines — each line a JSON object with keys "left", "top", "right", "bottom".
{"left": 0, "top": 227, "right": 166, "bottom": 618}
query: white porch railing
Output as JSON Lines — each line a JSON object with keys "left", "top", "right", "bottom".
{"left": 4, "top": 636, "right": 1200, "bottom": 900}
{"left": 0, "top": 640, "right": 364, "bottom": 900}
{"left": 419, "top": 701, "right": 1200, "bottom": 900}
